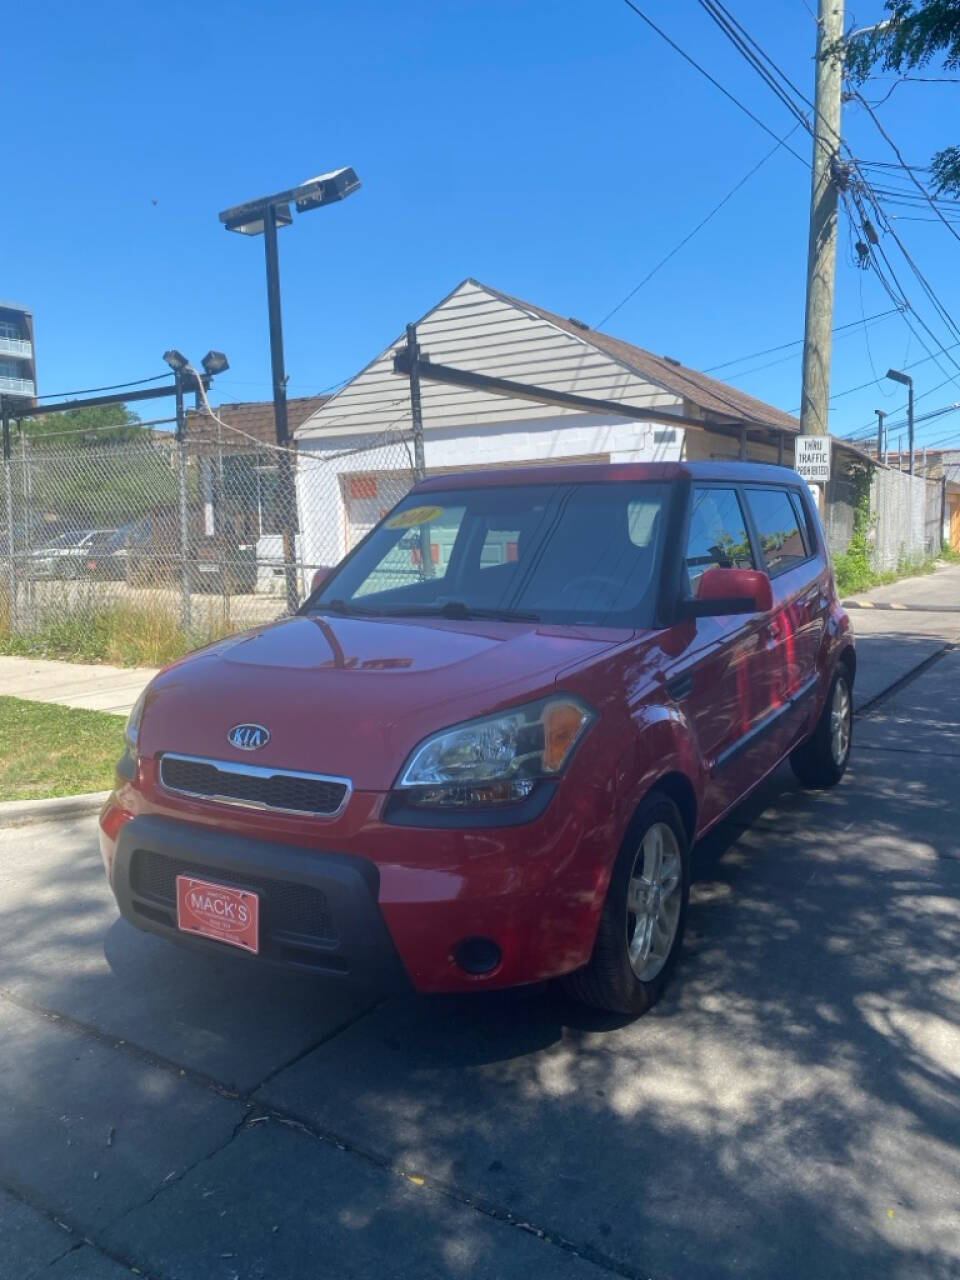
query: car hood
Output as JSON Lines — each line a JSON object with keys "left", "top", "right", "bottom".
{"left": 139, "top": 613, "right": 630, "bottom": 791}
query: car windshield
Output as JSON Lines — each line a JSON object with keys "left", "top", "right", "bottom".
{"left": 309, "top": 482, "right": 670, "bottom": 628}
{"left": 39, "top": 530, "right": 96, "bottom": 550}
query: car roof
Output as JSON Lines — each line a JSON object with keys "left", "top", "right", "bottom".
{"left": 412, "top": 460, "right": 807, "bottom": 492}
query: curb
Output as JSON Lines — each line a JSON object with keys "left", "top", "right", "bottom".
{"left": 843, "top": 600, "right": 960, "bottom": 612}
{"left": 0, "top": 790, "right": 111, "bottom": 829}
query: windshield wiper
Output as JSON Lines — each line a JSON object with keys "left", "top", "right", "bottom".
{"left": 309, "top": 598, "right": 385, "bottom": 617}
{"left": 379, "top": 601, "right": 540, "bottom": 623}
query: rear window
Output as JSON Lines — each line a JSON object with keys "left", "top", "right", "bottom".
{"left": 744, "top": 487, "right": 810, "bottom": 575}
{"left": 310, "top": 482, "right": 671, "bottom": 627}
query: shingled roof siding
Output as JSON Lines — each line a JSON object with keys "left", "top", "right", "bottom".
{"left": 494, "top": 287, "right": 801, "bottom": 435}
{"left": 185, "top": 396, "right": 329, "bottom": 451}
{"left": 296, "top": 280, "right": 685, "bottom": 440}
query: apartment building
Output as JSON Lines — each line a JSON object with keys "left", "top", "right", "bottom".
{"left": 0, "top": 301, "right": 37, "bottom": 406}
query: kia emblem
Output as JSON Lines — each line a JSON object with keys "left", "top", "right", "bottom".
{"left": 228, "top": 723, "right": 270, "bottom": 751}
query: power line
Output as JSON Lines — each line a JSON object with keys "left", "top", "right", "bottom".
{"left": 703, "top": 308, "right": 901, "bottom": 372}
{"left": 35, "top": 373, "right": 169, "bottom": 401}
{"left": 619, "top": 0, "right": 809, "bottom": 164}
{"left": 596, "top": 124, "right": 801, "bottom": 327}
{"left": 852, "top": 89, "right": 960, "bottom": 244}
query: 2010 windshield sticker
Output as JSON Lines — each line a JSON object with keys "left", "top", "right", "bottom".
{"left": 385, "top": 505, "right": 445, "bottom": 530}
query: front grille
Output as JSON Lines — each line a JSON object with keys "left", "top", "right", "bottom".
{"left": 159, "top": 753, "right": 349, "bottom": 816}
{"left": 130, "top": 849, "right": 337, "bottom": 945}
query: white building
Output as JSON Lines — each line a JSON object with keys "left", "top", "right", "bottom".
{"left": 294, "top": 279, "right": 802, "bottom": 570}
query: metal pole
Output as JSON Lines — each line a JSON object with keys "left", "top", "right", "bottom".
{"left": 1, "top": 397, "right": 16, "bottom": 631}
{"left": 942, "top": 474, "right": 948, "bottom": 552}
{"left": 404, "top": 323, "right": 433, "bottom": 577}
{"left": 405, "top": 324, "right": 427, "bottom": 481}
{"left": 908, "top": 379, "right": 915, "bottom": 475}
{"left": 174, "top": 369, "right": 192, "bottom": 634}
{"left": 262, "top": 201, "right": 299, "bottom": 615}
{"left": 800, "top": 0, "right": 845, "bottom": 444}
{"left": 1, "top": 396, "right": 10, "bottom": 463}
{"left": 875, "top": 409, "right": 885, "bottom": 462}
{"left": 898, "top": 434, "right": 903, "bottom": 471}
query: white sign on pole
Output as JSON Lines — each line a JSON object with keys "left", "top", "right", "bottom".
{"left": 794, "top": 435, "right": 831, "bottom": 484}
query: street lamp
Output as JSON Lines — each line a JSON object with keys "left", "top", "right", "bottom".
{"left": 886, "top": 368, "right": 915, "bottom": 475}
{"left": 161, "top": 348, "right": 229, "bottom": 636}
{"left": 218, "top": 167, "right": 362, "bottom": 614}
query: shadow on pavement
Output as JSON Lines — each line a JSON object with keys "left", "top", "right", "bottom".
{"left": 2, "top": 736, "right": 959, "bottom": 1276}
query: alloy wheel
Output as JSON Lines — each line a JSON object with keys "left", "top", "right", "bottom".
{"left": 626, "top": 822, "right": 683, "bottom": 982}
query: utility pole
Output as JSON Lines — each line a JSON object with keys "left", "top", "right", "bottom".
{"left": 800, "top": 0, "right": 845, "bottom": 446}
{"left": 875, "top": 409, "right": 886, "bottom": 462}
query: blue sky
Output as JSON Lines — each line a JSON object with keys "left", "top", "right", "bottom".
{"left": 5, "top": 0, "right": 959, "bottom": 449}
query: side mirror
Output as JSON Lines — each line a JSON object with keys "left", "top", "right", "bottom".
{"left": 310, "top": 565, "right": 335, "bottom": 594}
{"left": 677, "top": 566, "right": 773, "bottom": 619}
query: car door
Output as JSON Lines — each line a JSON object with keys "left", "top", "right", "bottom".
{"left": 740, "top": 484, "right": 822, "bottom": 754}
{"left": 659, "top": 483, "right": 774, "bottom": 827}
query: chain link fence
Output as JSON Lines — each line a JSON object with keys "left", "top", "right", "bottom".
{"left": 0, "top": 427, "right": 417, "bottom": 663}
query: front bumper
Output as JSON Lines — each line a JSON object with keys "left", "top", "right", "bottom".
{"left": 100, "top": 759, "right": 618, "bottom": 995}
{"left": 111, "top": 813, "right": 409, "bottom": 990}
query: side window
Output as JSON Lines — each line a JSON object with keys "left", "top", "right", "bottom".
{"left": 684, "top": 487, "right": 754, "bottom": 592}
{"left": 788, "top": 489, "right": 815, "bottom": 550}
{"left": 744, "top": 487, "right": 810, "bottom": 575}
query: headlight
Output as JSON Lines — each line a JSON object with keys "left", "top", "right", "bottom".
{"left": 124, "top": 689, "right": 147, "bottom": 752}
{"left": 396, "top": 695, "right": 594, "bottom": 808}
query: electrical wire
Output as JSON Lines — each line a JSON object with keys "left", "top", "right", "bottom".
{"left": 35, "top": 373, "right": 170, "bottom": 400}
{"left": 702, "top": 308, "right": 901, "bottom": 372}
{"left": 619, "top": 0, "right": 809, "bottom": 164}
{"left": 595, "top": 123, "right": 802, "bottom": 328}
{"left": 852, "top": 89, "right": 960, "bottom": 243}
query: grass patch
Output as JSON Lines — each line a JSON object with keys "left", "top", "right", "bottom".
{"left": 0, "top": 696, "right": 123, "bottom": 802}
{"left": 0, "top": 600, "right": 233, "bottom": 667}
{"left": 833, "top": 552, "right": 937, "bottom": 597}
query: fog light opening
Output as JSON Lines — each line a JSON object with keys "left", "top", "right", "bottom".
{"left": 453, "top": 937, "right": 502, "bottom": 976}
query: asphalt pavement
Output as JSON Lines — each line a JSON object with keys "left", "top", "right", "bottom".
{"left": 2, "top": 571, "right": 959, "bottom": 1280}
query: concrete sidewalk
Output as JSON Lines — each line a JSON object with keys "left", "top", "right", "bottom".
{"left": 0, "top": 655, "right": 157, "bottom": 717}
{"left": 843, "top": 560, "right": 960, "bottom": 708}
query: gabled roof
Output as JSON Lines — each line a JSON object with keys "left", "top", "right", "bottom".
{"left": 489, "top": 283, "right": 801, "bottom": 435}
{"left": 296, "top": 278, "right": 805, "bottom": 445}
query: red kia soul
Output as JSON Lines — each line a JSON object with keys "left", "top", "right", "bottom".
{"left": 99, "top": 462, "right": 854, "bottom": 1016}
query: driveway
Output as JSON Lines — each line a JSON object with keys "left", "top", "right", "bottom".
{"left": 2, "top": 590, "right": 959, "bottom": 1278}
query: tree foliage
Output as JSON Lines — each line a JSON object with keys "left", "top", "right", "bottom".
{"left": 19, "top": 404, "right": 179, "bottom": 528}
{"left": 22, "top": 403, "right": 148, "bottom": 447}
{"left": 841, "top": 0, "right": 960, "bottom": 194}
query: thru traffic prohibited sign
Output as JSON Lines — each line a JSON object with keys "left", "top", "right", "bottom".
{"left": 795, "top": 435, "right": 831, "bottom": 483}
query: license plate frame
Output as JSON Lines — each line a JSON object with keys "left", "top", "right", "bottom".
{"left": 176, "top": 875, "right": 260, "bottom": 954}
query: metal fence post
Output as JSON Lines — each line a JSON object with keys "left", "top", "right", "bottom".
{"left": 405, "top": 324, "right": 427, "bottom": 482}
{"left": 174, "top": 372, "right": 192, "bottom": 635}
{"left": 2, "top": 395, "right": 16, "bottom": 632}
{"left": 1, "top": 398, "right": 15, "bottom": 632}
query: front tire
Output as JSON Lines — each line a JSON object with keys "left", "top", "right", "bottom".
{"left": 790, "top": 666, "right": 852, "bottom": 788}
{"left": 563, "top": 793, "right": 690, "bottom": 1017}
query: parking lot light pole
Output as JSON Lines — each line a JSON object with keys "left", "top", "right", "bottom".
{"left": 164, "top": 350, "right": 193, "bottom": 634}
{"left": 163, "top": 349, "right": 229, "bottom": 635}
{"left": 219, "top": 169, "right": 362, "bottom": 615}
{"left": 886, "top": 368, "right": 915, "bottom": 475}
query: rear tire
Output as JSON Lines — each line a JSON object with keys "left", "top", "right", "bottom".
{"left": 790, "top": 666, "right": 852, "bottom": 788}
{"left": 563, "top": 793, "right": 690, "bottom": 1017}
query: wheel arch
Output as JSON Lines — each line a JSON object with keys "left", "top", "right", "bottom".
{"left": 837, "top": 643, "right": 856, "bottom": 686}
{"left": 643, "top": 770, "right": 698, "bottom": 847}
